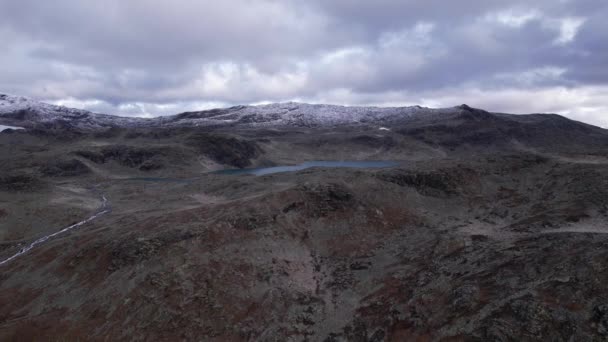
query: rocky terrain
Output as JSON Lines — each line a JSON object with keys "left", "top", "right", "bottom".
{"left": 1, "top": 96, "right": 608, "bottom": 341}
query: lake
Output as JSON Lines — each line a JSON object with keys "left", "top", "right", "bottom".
{"left": 214, "top": 160, "right": 399, "bottom": 176}
{"left": 120, "top": 177, "right": 192, "bottom": 183}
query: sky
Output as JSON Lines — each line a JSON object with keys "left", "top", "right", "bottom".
{"left": 0, "top": 0, "right": 607, "bottom": 126}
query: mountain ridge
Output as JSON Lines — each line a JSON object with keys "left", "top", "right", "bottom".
{"left": 1, "top": 93, "right": 602, "bottom": 132}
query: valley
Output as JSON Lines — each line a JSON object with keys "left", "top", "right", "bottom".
{"left": 1, "top": 97, "right": 608, "bottom": 341}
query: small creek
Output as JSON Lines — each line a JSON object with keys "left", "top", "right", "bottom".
{"left": 0, "top": 194, "right": 110, "bottom": 266}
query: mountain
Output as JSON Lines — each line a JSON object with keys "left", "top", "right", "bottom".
{"left": 400, "top": 104, "right": 608, "bottom": 153}
{"left": 0, "top": 94, "right": 441, "bottom": 129}
{"left": 167, "top": 102, "right": 435, "bottom": 127}
{"left": 0, "top": 94, "right": 148, "bottom": 130}
{"left": 2, "top": 94, "right": 608, "bottom": 340}
{"left": 1, "top": 93, "right": 607, "bottom": 154}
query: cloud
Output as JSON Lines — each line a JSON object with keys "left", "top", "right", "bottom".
{"left": 0, "top": 0, "right": 606, "bottom": 126}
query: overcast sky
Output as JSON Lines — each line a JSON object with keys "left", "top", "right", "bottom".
{"left": 0, "top": 0, "right": 606, "bottom": 126}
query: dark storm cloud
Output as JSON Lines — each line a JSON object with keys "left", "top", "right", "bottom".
{"left": 0, "top": 0, "right": 606, "bottom": 125}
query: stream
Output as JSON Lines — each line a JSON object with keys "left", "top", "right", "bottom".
{"left": 0, "top": 194, "right": 110, "bottom": 266}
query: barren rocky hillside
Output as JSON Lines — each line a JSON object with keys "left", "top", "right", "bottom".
{"left": 1, "top": 99, "right": 608, "bottom": 341}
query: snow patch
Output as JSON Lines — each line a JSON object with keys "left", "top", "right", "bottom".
{"left": 0, "top": 125, "right": 24, "bottom": 131}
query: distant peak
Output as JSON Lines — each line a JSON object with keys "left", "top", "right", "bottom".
{"left": 456, "top": 104, "right": 490, "bottom": 114}
{"left": 455, "top": 104, "right": 494, "bottom": 121}
{"left": 456, "top": 104, "right": 474, "bottom": 111}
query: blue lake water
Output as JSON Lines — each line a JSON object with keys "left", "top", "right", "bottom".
{"left": 214, "top": 160, "right": 399, "bottom": 176}
{"left": 121, "top": 177, "right": 192, "bottom": 183}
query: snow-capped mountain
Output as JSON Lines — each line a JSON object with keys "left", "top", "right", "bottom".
{"left": 2, "top": 92, "right": 599, "bottom": 134}
{"left": 0, "top": 94, "right": 94, "bottom": 118}
{"left": 0, "top": 94, "right": 460, "bottom": 130}
{"left": 166, "top": 102, "right": 454, "bottom": 128}
{"left": 0, "top": 94, "right": 150, "bottom": 130}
